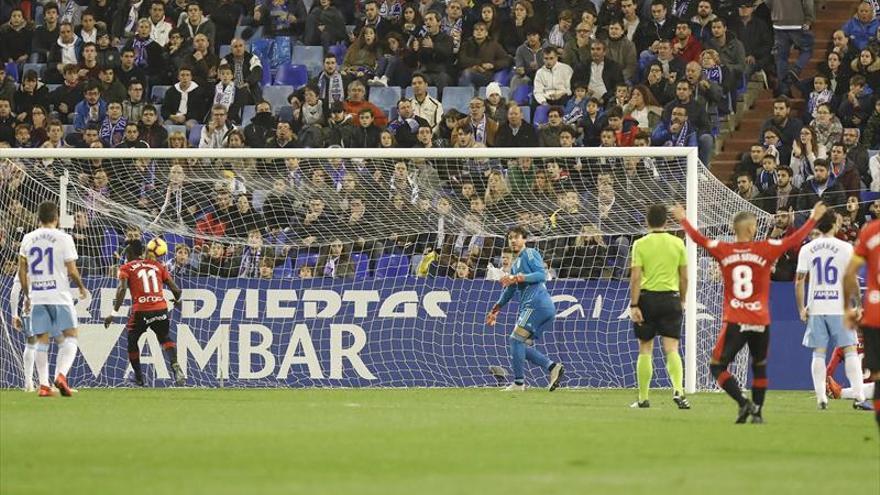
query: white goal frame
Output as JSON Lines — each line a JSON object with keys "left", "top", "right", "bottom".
{"left": 1, "top": 146, "right": 701, "bottom": 393}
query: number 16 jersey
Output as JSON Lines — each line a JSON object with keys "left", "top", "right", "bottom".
{"left": 681, "top": 219, "right": 816, "bottom": 325}
{"left": 796, "top": 236, "right": 852, "bottom": 315}
{"left": 118, "top": 259, "right": 171, "bottom": 313}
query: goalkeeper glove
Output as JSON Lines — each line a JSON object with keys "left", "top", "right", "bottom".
{"left": 486, "top": 305, "right": 501, "bottom": 326}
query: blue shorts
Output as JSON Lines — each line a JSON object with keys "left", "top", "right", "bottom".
{"left": 515, "top": 305, "right": 556, "bottom": 341}
{"left": 19, "top": 315, "right": 34, "bottom": 338}
{"left": 30, "top": 304, "right": 77, "bottom": 338}
{"left": 803, "top": 314, "right": 858, "bottom": 350}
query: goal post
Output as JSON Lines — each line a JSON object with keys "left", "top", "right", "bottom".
{"left": 0, "top": 146, "right": 740, "bottom": 391}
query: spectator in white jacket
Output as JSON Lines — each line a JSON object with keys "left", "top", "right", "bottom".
{"left": 533, "top": 47, "right": 573, "bottom": 106}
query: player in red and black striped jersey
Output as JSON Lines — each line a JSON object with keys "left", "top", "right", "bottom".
{"left": 104, "top": 240, "right": 184, "bottom": 386}
{"left": 844, "top": 218, "right": 880, "bottom": 428}
{"left": 673, "top": 202, "right": 827, "bottom": 423}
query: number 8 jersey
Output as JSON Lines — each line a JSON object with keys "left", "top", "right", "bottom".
{"left": 118, "top": 259, "right": 171, "bottom": 313}
{"left": 19, "top": 227, "right": 78, "bottom": 307}
{"left": 681, "top": 218, "right": 816, "bottom": 325}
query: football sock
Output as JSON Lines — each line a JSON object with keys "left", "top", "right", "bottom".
{"left": 843, "top": 351, "right": 865, "bottom": 402}
{"left": 128, "top": 351, "right": 143, "bottom": 380}
{"left": 825, "top": 347, "right": 843, "bottom": 376}
{"left": 161, "top": 341, "right": 178, "bottom": 366}
{"left": 36, "top": 343, "right": 50, "bottom": 387}
{"left": 811, "top": 352, "right": 827, "bottom": 404}
{"left": 509, "top": 338, "right": 525, "bottom": 385}
{"left": 524, "top": 346, "right": 551, "bottom": 372}
{"left": 56, "top": 337, "right": 78, "bottom": 378}
{"left": 873, "top": 380, "right": 879, "bottom": 429}
{"left": 752, "top": 363, "right": 768, "bottom": 407}
{"left": 665, "top": 351, "right": 684, "bottom": 395}
{"left": 22, "top": 343, "right": 36, "bottom": 389}
{"left": 637, "top": 353, "right": 652, "bottom": 402}
{"left": 710, "top": 364, "right": 746, "bottom": 406}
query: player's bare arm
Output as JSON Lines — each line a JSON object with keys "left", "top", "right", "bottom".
{"left": 629, "top": 266, "right": 644, "bottom": 324}
{"left": 104, "top": 279, "right": 128, "bottom": 329}
{"left": 166, "top": 277, "right": 183, "bottom": 308}
{"left": 17, "top": 255, "right": 30, "bottom": 313}
{"left": 795, "top": 272, "right": 808, "bottom": 322}
{"left": 842, "top": 254, "right": 865, "bottom": 330}
{"left": 64, "top": 260, "right": 88, "bottom": 301}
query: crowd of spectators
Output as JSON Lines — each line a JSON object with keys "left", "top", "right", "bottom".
{"left": 0, "top": 0, "right": 878, "bottom": 283}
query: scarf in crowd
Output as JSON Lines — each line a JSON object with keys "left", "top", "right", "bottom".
{"left": 239, "top": 247, "right": 262, "bottom": 278}
{"left": 388, "top": 116, "right": 420, "bottom": 135}
{"left": 269, "top": 3, "right": 291, "bottom": 32}
{"left": 807, "top": 89, "right": 832, "bottom": 118}
{"left": 379, "top": 0, "right": 402, "bottom": 20}
{"left": 131, "top": 36, "right": 151, "bottom": 67}
{"left": 100, "top": 116, "right": 127, "bottom": 146}
{"left": 756, "top": 169, "right": 776, "bottom": 192}
{"left": 125, "top": 1, "right": 143, "bottom": 34}
{"left": 318, "top": 72, "right": 344, "bottom": 104}
{"left": 472, "top": 116, "right": 487, "bottom": 143}
{"left": 214, "top": 82, "right": 236, "bottom": 109}
{"left": 671, "top": 120, "right": 691, "bottom": 147}
{"left": 233, "top": 59, "right": 245, "bottom": 86}
{"left": 138, "top": 160, "right": 157, "bottom": 200}
{"left": 672, "top": 0, "right": 692, "bottom": 19}
{"left": 60, "top": 0, "right": 77, "bottom": 23}
{"left": 323, "top": 256, "right": 338, "bottom": 277}
{"left": 702, "top": 65, "right": 723, "bottom": 86}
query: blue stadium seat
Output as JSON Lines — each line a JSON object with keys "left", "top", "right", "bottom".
{"left": 218, "top": 45, "right": 232, "bottom": 59}
{"left": 35, "top": 5, "right": 44, "bottom": 25}
{"left": 351, "top": 252, "right": 370, "bottom": 279}
{"left": 328, "top": 43, "right": 347, "bottom": 64}
{"left": 151, "top": 85, "right": 170, "bottom": 103}
{"left": 188, "top": 124, "right": 202, "bottom": 147}
{"left": 241, "top": 105, "right": 256, "bottom": 127}
{"left": 441, "top": 86, "right": 474, "bottom": 113}
{"left": 259, "top": 57, "right": 272, "bottom": 86}
{"left": 294, "top": 252, "right": 320, "bottom": 269}
{"left": 277, "top": 105, "right": 294, "bottom": 122}
{"left": 388, "top": 107, "right": 399, "bottom": 122}
{"left": 274, "top": 63, "right": 309, "bottom": 88}
{"left": 22, "top": 63, "right": 45, "bottom": 79}
{"left": 404, "top": 86, "right": 438, "bottom": 99}
{"left": 477, "top": 85, "right": 511, "bottom": 99}
{"left": 532, "top": 105, "right": 551, "bottom": 125}
{"left": 375, "top": 254, "right": 410, "bottom": 278}
{"left": 292, "top": 45, "right": 324, "bottom": 76}
{"left": 369, "top": 86, "right": 402, "bottom": 112}
{"left": 165, "top": 124, "right": 186, "bottom": 136}
{"left": 4, "top": 62, "right": 18, "bottom": 82}
{"left": 519, "top": 105, "right": 530, "bottom": 124}
{"left": 153, "top": 104, "right": 162, "bottom": 116}
{"left": 235, "top": 24, "right": 263, "bottom": 42}
{"left": 511, "top": 84, "right": 532, "bottom": 105}
{"left": 249, "top": 38, "right": 273, "bottom": 61}
{"left": 493, "top": 68, "right": 513, "bottom": 86}
{"left": 262, "top": 85, "right": 294, "bottom": 111}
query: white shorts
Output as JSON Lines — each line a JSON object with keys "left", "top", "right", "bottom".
{"left": 802, "top": 314, "right": 858, "bottom": 350}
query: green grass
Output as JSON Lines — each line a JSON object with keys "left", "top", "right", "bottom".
{"left": 1, "top": 389, "right": 877, "bottom": 495}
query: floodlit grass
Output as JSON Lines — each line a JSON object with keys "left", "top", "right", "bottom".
{"left": 1, "top": 388, "right": 877, "bottom": 495}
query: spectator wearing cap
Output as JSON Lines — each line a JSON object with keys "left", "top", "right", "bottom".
{"left": 843, "top": 1, "right": 880, "bottom": 51}
{"left": 388, "top": 98, "right": 429, "bottom": 148}
{"left": 483, "top": 82, "right": 509, "bottom": 124}
{"left": 406, "top": 11, "right": 455, "bottom": 92}
{"left": 766, "top": 0, "right": 815, "bottom": 96}
{"left": 343, "top": 80, "right": 388, "bottom": 128}
{"left": 634, "top": 0, "right": 679, "bottom": 54}
{"left": 604, "top": 19, "right": 638, "bottom": 83}
{"left": 178, "top": 2, "right": 216, "bottom": 46}
{"left": 495, "top": 102, "right": 539, "bottom": 147}
{"left": 457, "top": 21, "right": 511, "bottom": 88}
{"left": 511, "top": 27, "right": 545, "bottom": 93}
{"left": 0, "top": 9, "right": 33, "bottom": 65}
{"left": 403, "top": 74, "right": 440, "bottom": 136}
{"left": 732, "top": 0, "right": 773, "bottom": 79}
{"left": 533, "top": 47, "right": 573, "bottom": 107}
{"left": 33, "top": 2, "right": 60, "bottom": 61}
{"left": 305, "top": 0, "right": 347, "bottom": 49}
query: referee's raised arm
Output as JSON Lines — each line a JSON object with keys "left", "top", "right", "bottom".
{"left": 629, "top": 204, "right": 690, "bottom": 410}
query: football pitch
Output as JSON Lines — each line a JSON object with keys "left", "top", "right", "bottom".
{"left": 1, "top": 388, "right": 877, "bottom": 495}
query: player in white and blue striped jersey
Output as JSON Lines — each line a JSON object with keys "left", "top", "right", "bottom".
{"left": 795, "top": 211, "right": 870, "bottom": 410}
{"left": 486, "top": 226, "right": 564, "bottom": 391}
{"left": 17, "top": 201, "right": 88, "bottom": 397}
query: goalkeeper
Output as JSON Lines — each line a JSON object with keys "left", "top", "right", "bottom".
{"left": 486, "top": 227, "right": 564, "bottom": 392}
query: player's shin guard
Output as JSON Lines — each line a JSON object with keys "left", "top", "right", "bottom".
{"left": 637, "top": 354, "right": 653, "bottom": 402}
{"left": 665, "top": 351, "right": 684, "bottom": 395}
{"left": 843, "top": 351, "right": 865, "bottom": 402}
{"left": 22, "top": 343, "right": 36, "bottom": 389}
{"left": 55, "top": 337, "right": 78, "bottom": 378}
{"left": 509, "top": 338, "right": 526, "bottom": 385}
{"left": 35, "top": 343, "right": 50, "bottom": 387}
{"left": 751, "top": 364, "right": 768, "bottom": 407}
{"left": 711, "top": 364, "right": 746, "bottom": 406}
{"left": 811, "top": 352, "right": 827, "bottom": 404}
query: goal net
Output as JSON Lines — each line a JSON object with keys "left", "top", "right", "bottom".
{"left": 0, "top": 147, "right": 769, "bottom": 390}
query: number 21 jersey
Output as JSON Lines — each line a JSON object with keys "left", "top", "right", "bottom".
{"left": 119, "top": 259, "right": 171, "bottom": 313}
{"left": 18, "top": 227, "right": 78, "bottom": 307}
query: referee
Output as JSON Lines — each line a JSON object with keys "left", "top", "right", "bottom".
{"left": 629, "top": 204, "right": 690, "bottom": 409}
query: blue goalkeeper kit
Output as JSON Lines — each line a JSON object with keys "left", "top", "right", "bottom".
{"left": 495, "top": 248, "right": 556, "bottom": 340}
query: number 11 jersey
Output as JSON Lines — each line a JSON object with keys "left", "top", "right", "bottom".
{"left": 681, "top": 219, "right": 816, "bottom": 325}
{"left": 119, "top": 259, "right": 171, "bottom": 313}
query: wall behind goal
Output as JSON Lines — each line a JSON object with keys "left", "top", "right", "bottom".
{"left": 0, "top": 278, "right": 814, "bottom": 389}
